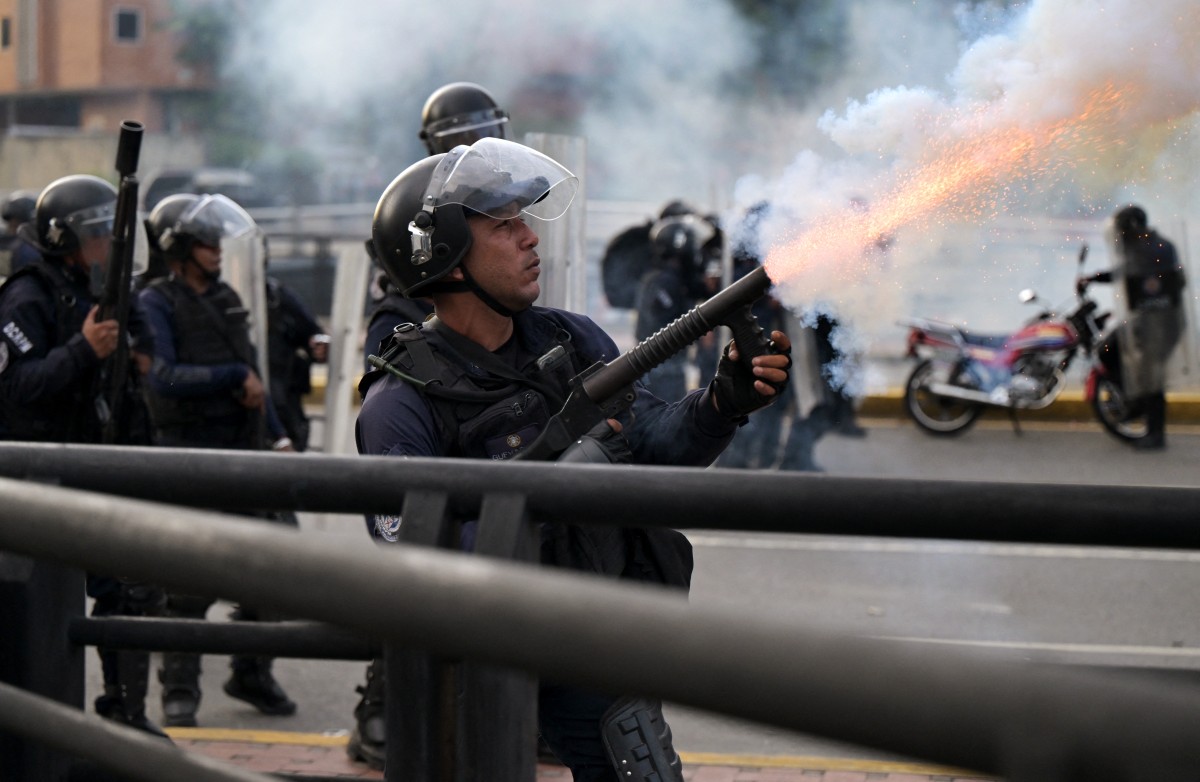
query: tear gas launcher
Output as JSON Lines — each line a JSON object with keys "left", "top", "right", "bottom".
{"left": 95, "top": 120, "right": 143, "bottom": 444}
{"left": 517, "top": 265, "right": 773, "bottom": 461}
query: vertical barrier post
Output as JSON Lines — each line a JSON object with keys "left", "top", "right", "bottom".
{"left": 382, "top": 490, "right": 539, "bottom": 782}
{"left": 459, "top": 492, "right": 539, "bottom": 781}
{"left": 385, "top": 490, "right": 456, "bottom": 782}
{"left": 0, "top": 553, "right": 85, "bottom": 780}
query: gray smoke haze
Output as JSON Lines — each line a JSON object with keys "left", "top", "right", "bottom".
{"left": 228, "top": 0, "right": 771, "bottom": 200}
{"left": 226, "top": 0, "right": 1200, "bottom": 392}
{"left": 734, "top": 0, "right": 1200, "bottom": 388}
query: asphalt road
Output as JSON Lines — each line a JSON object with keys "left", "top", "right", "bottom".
{"left": 84, "top": 417, "right": 1200, "bottom": 760}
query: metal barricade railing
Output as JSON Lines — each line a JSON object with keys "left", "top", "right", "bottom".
{"left": 2, "top": 442, "right": 1199, "bottom": 548}
{"left": 3, "top": 445, "right": 1200, "bottom": 781}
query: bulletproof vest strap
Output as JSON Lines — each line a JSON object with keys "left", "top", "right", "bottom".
{"left": 425, "top": 316, "right": 566, "bottom": 407}
{"left": 362, "top": 324, "right": 457, "bottom": 395}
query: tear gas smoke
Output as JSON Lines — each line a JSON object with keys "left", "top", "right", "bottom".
{"left": 223, "top": 0, "right": 1199, "bottom": 392}
{"left": 740, "top": 0, "right": 1200, "bottom": 391}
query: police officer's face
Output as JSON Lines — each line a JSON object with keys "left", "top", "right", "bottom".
{"left": 191, "top": 241, "right": 222, "bottom": 278}
{"left": 77, "top": 233, "right": 112, "bottom": 269}
{"left": 462, "top": 213, "right": 541, "bottom": 310}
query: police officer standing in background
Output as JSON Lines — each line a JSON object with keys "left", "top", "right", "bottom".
{"left": 357, "top": 138, "right": 791, "bottom": 781}
{"left": 364, "top": 82, "right": 511, "bottom": 370}
{"left": 0, "top": 174, "right": 167, "bottom": 736}
{"left": 266, "top": 274, "right": 328, "bottom": 451}
{"left": 634, "top": 202, "right": 718, "bottom": 401}
{"left": 1079, "top": 204, "right": 1187, "bottom": 450}
{"left": 139, "top": 193, "right": 298, "bottom": 727}
{"left": 349, "top": 80, "right": 514, "bottom": 770}
{"left": 0, "top": 189, "right": 39, "bottom": 278}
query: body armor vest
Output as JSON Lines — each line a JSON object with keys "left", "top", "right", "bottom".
{"left": 144, "top": 277, "right": 256, "bottom": 436}
{"left": 359, "top": 315, "right": 695, "bottom": 588}
{"left": 360, "top": 318, "right": 579, "bottom": 460}
{"left": 0, "top": 260, "right": 97, "bottom": 441}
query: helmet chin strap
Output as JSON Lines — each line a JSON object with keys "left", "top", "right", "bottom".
{"left": 459, "top": 265, "right": 520, "bottom": 318}
{"left": 185, "top": 252, "right": 220, "bottom": 283}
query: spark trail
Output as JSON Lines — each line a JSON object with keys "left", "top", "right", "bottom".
{"left": 764, "top": 85, "right": 1130, "bottom": 288}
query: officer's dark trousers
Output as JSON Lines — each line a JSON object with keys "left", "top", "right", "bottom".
{"left": 538, "top": 684, "right": 619, "bottom": 781}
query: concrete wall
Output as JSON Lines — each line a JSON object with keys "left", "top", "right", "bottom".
{"left": 0, "top": 130, "right": 204, "bottom": 191}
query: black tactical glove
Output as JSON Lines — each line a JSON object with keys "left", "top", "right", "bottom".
{"left": 557, "top": 420, "right": 635, "bottom": 464}
{"left": 711, "top": 337, "right": 791, "bottom": 419}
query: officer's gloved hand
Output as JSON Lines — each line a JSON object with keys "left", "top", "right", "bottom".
{"left": 557, "top": 419, "right": 634, "bottom": 464}
{"left": 711, "top": 330, "right": 792, "bottom": 419}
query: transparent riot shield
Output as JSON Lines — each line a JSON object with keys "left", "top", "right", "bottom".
{"left": 201, "top": 197, "right": 270, "bottom": 390}
{"left": 522, "top": 133, "right": 588, "bottom": 313}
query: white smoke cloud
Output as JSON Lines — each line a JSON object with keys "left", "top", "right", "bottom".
{"left": 226, "top": 0, "right": 762, "bottom": 200}
{"left": 735, "top": 0, "right": 1200, "bottom": 389}
{"left": 223, "top": 0, "right": 1200, "bottom": 392}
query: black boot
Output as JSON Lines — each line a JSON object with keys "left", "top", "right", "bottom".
{"left": 95, "top": 649, "right": 170, "bottom": 739}
{"left": 224, "top": 656, "right": 297, "bottom": 716}
{"left": 1134, "top": 393, "right": 1166, "bottom": 450}
{"left": 346, "top": 658, "right": 386, "bottom": 770}
{"left": 159, "top": 652, "right": 202, "bottom": 728}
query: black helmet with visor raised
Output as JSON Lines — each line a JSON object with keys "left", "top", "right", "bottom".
{"left": 368, "top": 137, "right": 577, "bottom": 301}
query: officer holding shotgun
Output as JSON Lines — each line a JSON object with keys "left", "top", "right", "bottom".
{"left": 356, "top": 137, "right": 791, "bottom": 781}
{"left": 0, "top": 173, "right": 167, "bottom": 736}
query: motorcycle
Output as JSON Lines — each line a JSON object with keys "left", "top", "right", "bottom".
{"left": 899, "top": 244, "right": 1148, "bottom": 442}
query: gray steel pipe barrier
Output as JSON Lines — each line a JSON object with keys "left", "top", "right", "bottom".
{"left": 4, "top": 477, "right": 1200, "bottom": 781}
{"left": 0, "top": 679, "right": 278, "bottom": 782}
{"left": 2, "top": 442, "right": 1200, "bottom": 548}
{"left": 68, "top": 616, "right": 377, "bottom": 659}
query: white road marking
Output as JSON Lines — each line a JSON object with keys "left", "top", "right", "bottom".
{"left": 686, "top": 533, "right": 1200, "bottom": 562}
{"left": 876, "top": 635, "right": 1200, "bottom": 658}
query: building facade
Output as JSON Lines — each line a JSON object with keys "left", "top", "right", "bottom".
{"left": 0, "top": 0, "right": 214, "bottom": 133}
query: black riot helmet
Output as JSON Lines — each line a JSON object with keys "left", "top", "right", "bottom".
{"left": 1, "top": 190, "right": 37, "bottom": 226}
{"left": 419, "top": 82, "right": 510, "bottom": 155}
{"left": 145, "top": 192, "right": 258, "bottom": 271}
{"left": 1114, "top": 204, "right": 1149, "bottom": 235}
{"left": 367, "top": 137, "right": 578, "bottom": 301}
{"left": 145, "top": 193, "right": 204, "bottom": 262}
{"left": 650, "top": 213, "right": 715, "bottom": 265}
{"left": 20, "top": 174, "right": 117, "bottom": 255}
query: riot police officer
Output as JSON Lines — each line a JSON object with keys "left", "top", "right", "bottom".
{"left": 635, "top": 206, "right": 718, "bottom": 401}
{"left": 266, "top": 275, "right": 327, "bottom": 451}
{"left": 356, "top": 138, "right": 791, "bottom": 780}
{"left": 139, "top": 193, "right": 298, "bottom": 727}
{"left": 0, "top": 174, "right": 166, "bottom": 736}
{"left": 419, "top": 81, "right": 510, "bottom": 155}
{"left": 0, "top": 189, "right": 39, "bottom": 278}
{"left": 1079, "top": 204, "right": 1186, "bottom": 450}
{"left": 364, "top": 82, "right": 512, "bottom": 371}
{"left": 351, "top": 80, "right": 516, "bottom": 769}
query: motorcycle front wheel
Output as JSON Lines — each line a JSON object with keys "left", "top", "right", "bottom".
{"left": 1090, "top": 373, "right": 1150, "bottom": 442}
{"left": 903, "top": 360, "right": 983, "bottom": 436}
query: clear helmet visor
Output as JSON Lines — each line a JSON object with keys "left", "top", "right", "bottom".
{"left": 177, "top": 193, "right": 259, "bottom": 247}
{"left": 64, "top": 202, "right": 116, "bottom": 242}
{"left": 650, "top": 214, "right": 717, "bottom": 248}
{"left": 425, "top": 108, "right": 510, "bottom": 148}
{"left": 426, "top": 137, "right": 579, "bottom": 222}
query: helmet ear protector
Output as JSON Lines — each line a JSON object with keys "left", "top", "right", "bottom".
{"left": 407, "top": 146, "right": 471, "bottom": 269}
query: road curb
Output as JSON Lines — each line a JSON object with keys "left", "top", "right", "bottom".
{"left": 860, "top": 390, "right": 1200, "bottom": 424}
{"left": 307, "top": 378, "right": 1200, "bottom": 426}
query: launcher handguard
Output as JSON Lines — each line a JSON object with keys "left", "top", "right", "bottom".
{"left": 516, "top": 265, "right": 773, "bottom": 461}
{"left": 95, "top": 120, "right": 143, "bottom": 444}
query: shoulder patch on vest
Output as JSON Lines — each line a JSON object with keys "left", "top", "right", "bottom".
{"left": 3, "top": 321, "right": 33, "bottom": 353}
